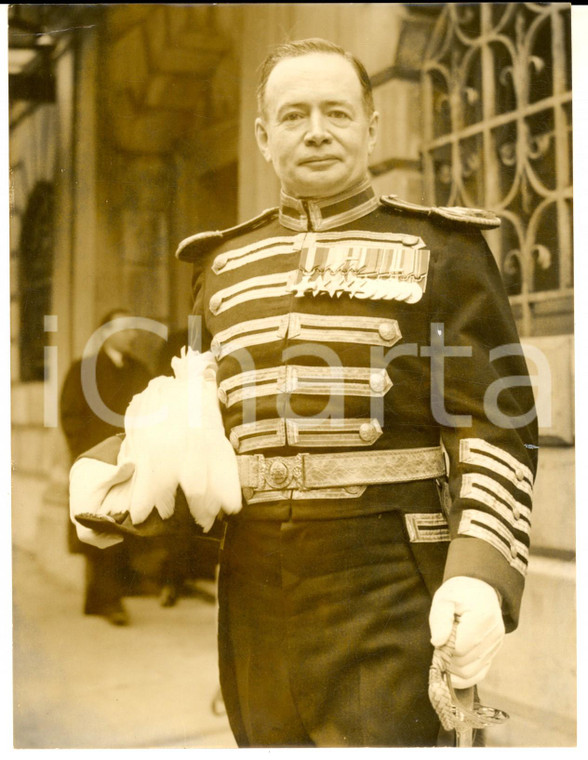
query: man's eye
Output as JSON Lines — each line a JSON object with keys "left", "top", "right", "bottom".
{"left": 283, "top": 112, "right": 304, "bottom": 122}
{"left": 329, "top": 110, "right": 350, "bottom": 120}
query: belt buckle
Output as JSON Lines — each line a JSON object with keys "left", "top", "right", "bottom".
{"left": 264, "top": 454, "right": 303, "bottom": 490}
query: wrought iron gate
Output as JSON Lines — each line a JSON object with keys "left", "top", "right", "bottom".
{"left": 422, "top": 3, "right": 572, "bottom": 336}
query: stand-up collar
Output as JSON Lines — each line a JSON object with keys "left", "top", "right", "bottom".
{"left": 279, "top": 177, "right": 379, "bottom": 232}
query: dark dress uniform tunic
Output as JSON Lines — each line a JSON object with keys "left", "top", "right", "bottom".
{"left": 176, "top": 180, "right": 538, "bottom": 747}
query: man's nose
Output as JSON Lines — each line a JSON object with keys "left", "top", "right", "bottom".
{"left": 304, "top": 111, "right": 331, "bottom": 145}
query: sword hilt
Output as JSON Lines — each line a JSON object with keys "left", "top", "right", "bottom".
{"left": 428, "top": 617, "right": 509, "bottom": 745}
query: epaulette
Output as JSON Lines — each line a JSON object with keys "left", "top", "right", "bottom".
{"left": 176, "top": 207, "right": 279, "bottom": 262}
{"left": 381, "top": 195, "right": 501, "bottom": 229}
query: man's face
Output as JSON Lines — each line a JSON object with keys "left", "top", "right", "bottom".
{"left": 255, "top": 52, "right": 379, "bottom": 199}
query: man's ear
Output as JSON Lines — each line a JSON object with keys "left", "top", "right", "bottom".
{"left": 255, "top": 117, "right": 272, "bottom": 163}
{"left": 367, "top": 110, "right": 380, "bottom": 157}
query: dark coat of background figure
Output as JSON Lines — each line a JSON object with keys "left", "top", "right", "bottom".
{"left": 60, "top": 319, "right": 152, "bottom": 624}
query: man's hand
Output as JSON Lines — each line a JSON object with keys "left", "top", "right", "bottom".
{"left": 69, "top": 457, "right": 135, "bottom": 549}
{"left": 73, "top": 521, "right": 124, "bottom": 549}
{"left": 429, "top": 576, "right": 505, "bottom": 689}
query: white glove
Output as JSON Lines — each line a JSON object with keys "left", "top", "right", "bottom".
{"left": 69, "top": 457, "right": 135, "bottom": 548}
{"left": 429, "top": 576, "right": 505, "bottom": 689}
{"left": 69, "top": 348, "right": 243, "bottom": 540}
{"left": 121, "top": 348, "right": 242, "bottom": 531}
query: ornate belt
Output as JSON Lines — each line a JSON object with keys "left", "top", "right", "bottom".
{"left": 237, "top": 446, "right": 446, "bottom": 495}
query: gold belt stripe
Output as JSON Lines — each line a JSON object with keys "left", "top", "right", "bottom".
{"left": 237, "top": 446, "right": 446, "bottom": 492}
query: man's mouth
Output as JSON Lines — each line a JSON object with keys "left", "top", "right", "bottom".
{"left": 299, "top": 156, "right": 340, "bottom": 166}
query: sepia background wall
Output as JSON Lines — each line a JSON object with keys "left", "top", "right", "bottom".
{"left": 8, "top": 4, "right": 576, "bottom": 747}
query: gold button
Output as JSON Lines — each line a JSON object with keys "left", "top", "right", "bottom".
{"left": 213, "top": 253, "right": 228, "bottom": 272}
{"left": 359, "top": 422, "right": 377, "bottom": 443}
{"left": 369, "top": 372, "right": 386, "bottom": 393}
{"left": 345, "top": 485, "right": 364, "bottom": 496}
{"left": 510, "top": 544, "right": 518, "bottom": 560}
{"left": 210, "top": 338, "right": 221, "bottom": 358}
{"left": 203, "top": 367, "right": 217, "bottom": 381}
{"left": 229, "top": 431, "right": 240, "bottom": 451}
{"left": 512, "top": 506, "right": 521, "bottom": 521}
{"left": 217, "top": 387, "right": 227, "bottom": 405}
{"left": 378, "top": 322, "right": 397, "bottom": 342}
{"left": 209, "top": 294, "right": 222, "bottom": 314}
{"left": 515, "top": 468, "right": 525, "bottom": 482}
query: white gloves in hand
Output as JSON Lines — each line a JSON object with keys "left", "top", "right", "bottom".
{"left": 69, "top": 457, "right": 134, "bottom": 548}
{"left": 68, "top": 348, "right": 243, "bottom": 549}
{"left": 429, "top": 576, "right": 505, "bottom": 689}
{"left": 121, "top": 348, "right": 242, "bottom": 531}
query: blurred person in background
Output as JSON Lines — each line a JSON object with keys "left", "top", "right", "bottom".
{"left": 60, "top": 309, "right": 152, "bottom": 625}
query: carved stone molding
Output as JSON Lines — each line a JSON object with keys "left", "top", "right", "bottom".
{"left": 102, "top": 5, "right": 238, "bottom": 153}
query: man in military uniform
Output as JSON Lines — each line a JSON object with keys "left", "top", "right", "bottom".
{"left": 173, "top": 38, "right": 538, "bottom": 747}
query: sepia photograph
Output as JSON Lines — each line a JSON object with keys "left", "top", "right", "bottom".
{"left": 6, "top": 2, "right": 580, "bottom": 750}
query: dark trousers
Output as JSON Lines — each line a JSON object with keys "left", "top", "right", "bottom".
{"left": 218, "top": 511, "right": 441, "bottom": 747}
